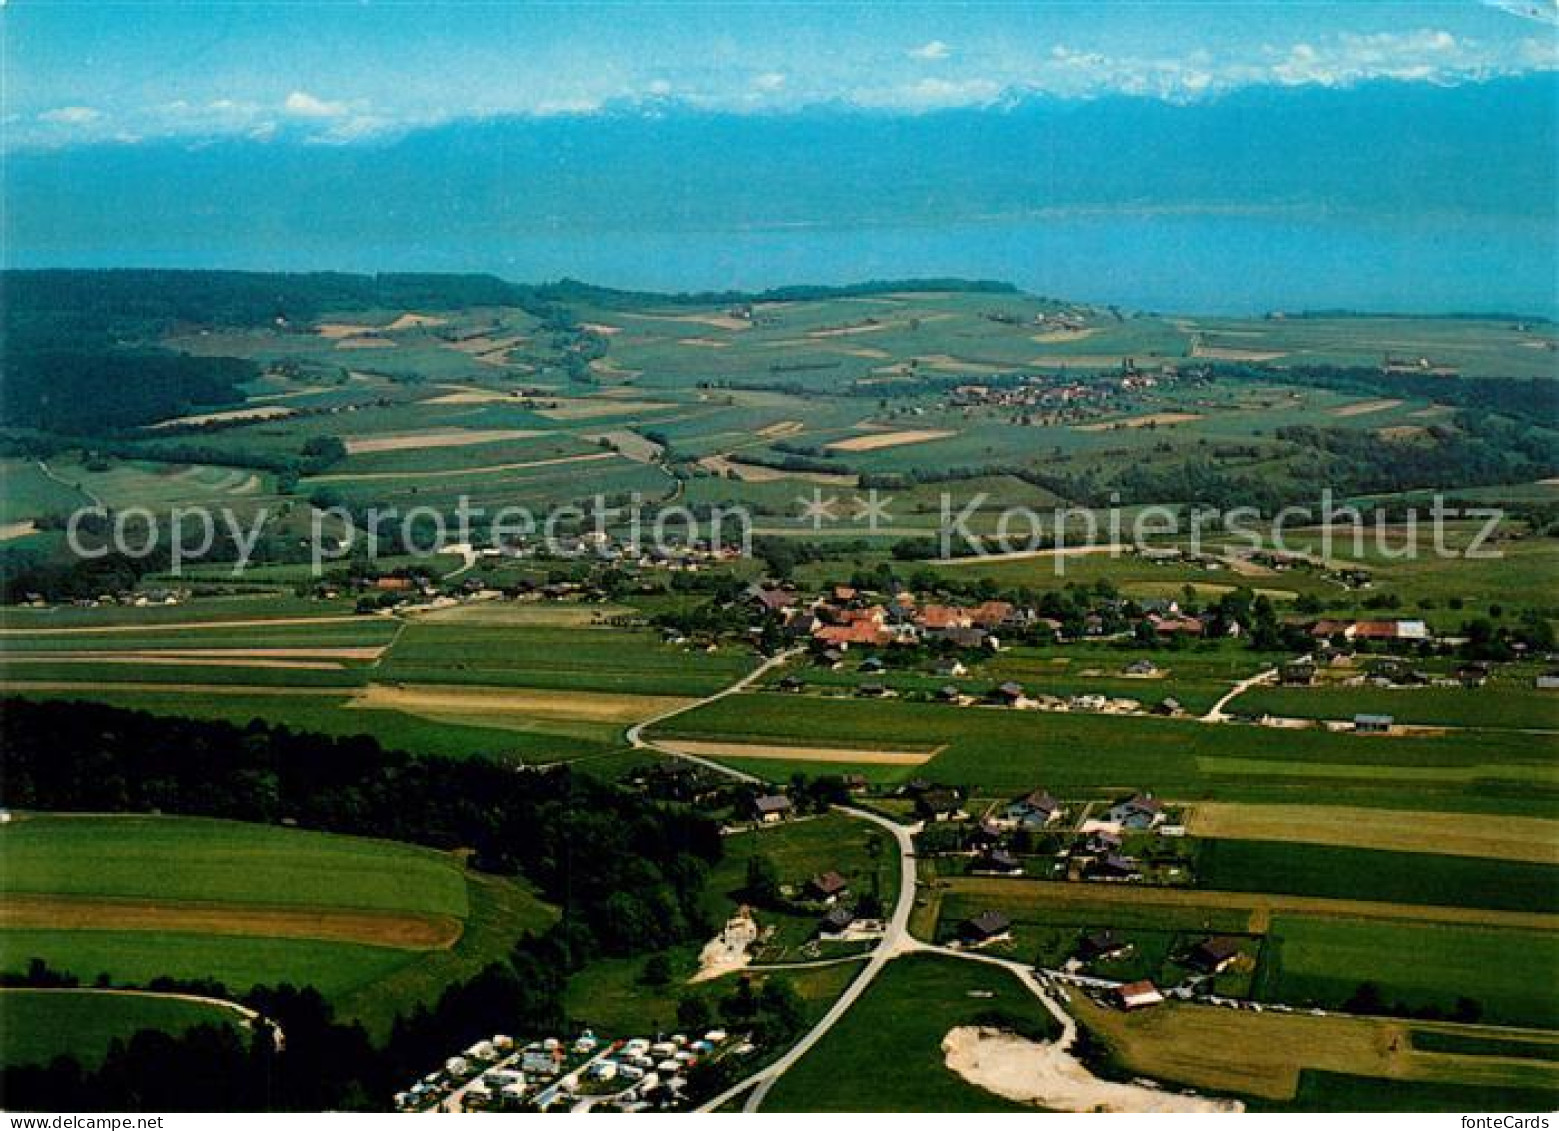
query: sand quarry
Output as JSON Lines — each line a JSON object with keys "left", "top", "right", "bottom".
{"left": 942, "top": 1026, "right": 1243, "bottom": 1113}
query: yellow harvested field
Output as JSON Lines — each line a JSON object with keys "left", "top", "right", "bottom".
{"left": 385, "top": 312, "right": 446, "bottom": 330}
{"left": 1031, "top": 328, "right": 1097, "bottom": 344}
{"left": 1190, "top": 343, "right": 1287, "bottom": 361}
{"left": 826, "top": 429, "right": 956, "bottom": 452}
{"left": 342, "top": 428, "right": 547, "bottom": 454}
{"left": 657, "top": 739, "right": 936, "bottom": 766}
{"left": 149, "top": 405, "right": 295, "bottom": 429}
{"left": 937, "top": 874, "right": 1559, "bottom": 934}
{"left": 423, "top": 386, "right": 523, "bottom": 405}
{"left": 535, "top": 398, "right": 674, "bottom": 421}
{"left": 350, "top": 683, "right": 691, "bottom": 725}
{"left": 0, "top": 521, "right": 39, "bottom": 543}
{"left": 918, "top": 354, "right": 1008, "bottom": 374}
{"left": 579, "top": 322, "right": 622, "bottom": 336}
{"left": 1330, "top": 398, "right": 1404, "bottom": 417}
{"left": 1, "top": 893, "right": 460, "bottom": 950}
{"left": 621, "top": 311, "right": 752, "bottom": 332}
{"left": 1187, "top": 802, "right": 1559, "bottom": 864}
{"left": 1073, "top": 997, "right": 1559, "bottom": 1102}
{"left": 315, "top": 322, "right": 379, "bottom": 339}
{"left": 679, "top": 336, "right": 731, "bottom": 348}
{"left": 1074, "top": 413, "right": 1203, "bottom": 432}
{"left": 758, "top": 420, "right": 805, "bottom": 438}
{"left": 410, "top": 602, "right": 635, "bottom": 627}
{"left": 307, "top": 451, "right": 615, "bottom": 484}
{"left": 334, "top": 337, "right": 397, "bottom": 350}
{"left": 1071, "top": 996, "right": 1401, "bottom": 1101}
{"left": 807, "top": 322, "right": 888, "bottom": 338}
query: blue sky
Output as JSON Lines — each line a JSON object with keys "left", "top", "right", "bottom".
{"left": 5, "top": 0, "right": 1556, "bottom": 147}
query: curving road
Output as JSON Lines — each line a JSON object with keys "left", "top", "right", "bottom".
{"left": 624, "top": 647, "right": 802, "bottom": 784}
{"left": 694, "top": 806, "right": 921, "bottom": 1113}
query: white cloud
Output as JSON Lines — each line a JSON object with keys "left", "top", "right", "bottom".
{"left": 909, "top": 40, "right": 952, "bottom": 61}
{"left": 38, "top": 105, "right": 101, "bottom": 125}
{"left": 751, "top": 71, "right": 787, "bottom": 92}
{"left": 854, "top": 75, "right": 1003, "bottom": 111}
{"left": 283, "top": 90, "right": 350, "bottom": 118}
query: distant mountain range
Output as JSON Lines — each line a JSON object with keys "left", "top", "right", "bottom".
{"left": 5, "top": 77, "right": 1553, "bottom": 313}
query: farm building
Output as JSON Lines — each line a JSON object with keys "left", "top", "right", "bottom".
{"left": 748, "top": 794, "right": 794, "bottom": 823}
{"left": 806, "top": 871, "right": 850, "bottom": 902}
{"left": 977, "top": 848, "right": 1024, "bottom": 875}
{"left": 1187, "top": 936, "right": 1243, "bottom": 974}
{"left": 1002, "top": 788, "right": 1063, "bottom": 829}
{"left": 819, "top": 905, "right": 856, "bottom": 937}
{"left": 989, "top": 681, "right": 1028, "bottom": 707}
{"left": 1078, "top": 929, "right": 1131, "bottom": 963}
{"left": 1115, "top": 981, "right": 1165, "bottom": 1011}
{"left": 1353, "top": 713, "right": 1394, "bottom": 734}
{"left": 916, "top": 788, "right": 965, "bottom": 822}
{"left": 1107, "top": 792, "right": 1165, "bottom": 829}
{"left": 959, "top": 910, "right": 1013, "bottom": 946}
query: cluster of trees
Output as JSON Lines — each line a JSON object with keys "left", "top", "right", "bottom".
{"left": 2, "top": 349, "right": 258, "bottom": 433}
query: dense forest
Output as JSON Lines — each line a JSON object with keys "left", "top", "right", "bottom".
{"left": 0, "top": 698, "right": 727, "bottom": 1110}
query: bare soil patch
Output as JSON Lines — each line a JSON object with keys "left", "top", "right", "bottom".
{"left": 385, "top": 313, "right": 447, "bottom": 331}
{"left": 1073, "top": 412, "right": 1203, "bottom": 432}
{"left": 535, "top": 399, "right": 673, "bottom": 421}
{"left": 342, "top": 428, "right": 547, "bottom": 455}
{"left": 149, "top": 405, "right": 295, "bottom": 430}
{"left": 943, "top": 1026, "right": 1242, "bottom": 1113}
{"left": 351, "top": 683, "right": 691, "bottom": 725}
{"left": 621, "top": 311, "right": 752, "bottom": 332}
{"left": 0, "top": 893, "right": 460, "bottom": 950}
{"left": 1330, "top": 398, "right": 1404, "bottom": 417}
{"left": 826, "top": 429, "right": 956, "bottom": 453}
{"left": 315, "top": 322, "right": 379, "bottom": 339}
{"left": 657, "top": 739, "right": 933, "bottom": 766}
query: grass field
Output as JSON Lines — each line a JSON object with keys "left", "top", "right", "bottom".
{"left": 1194, "top": 839, "right": 1559, "bottom": 915}
{"left": 0, "top": 989, "right": 242, "bottom": 1069}
{"left": 762, "top": 953, "right": 1059, "bottom": 1112}
{"left": 652, "top": 691, "right": 1559, "bottom": 816}
{"left": 1254, "top": 916, "right": 1559, "bottom": 1029}
{"left": 0, "top": 814, "right": 558, "bottom": 1038}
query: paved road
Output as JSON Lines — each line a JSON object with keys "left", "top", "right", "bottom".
{"left": 624, "top": 647, "right": 801, "bottom": 785}
{"left": 691, "top": 806, "right": 921, "bottom": 1113}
